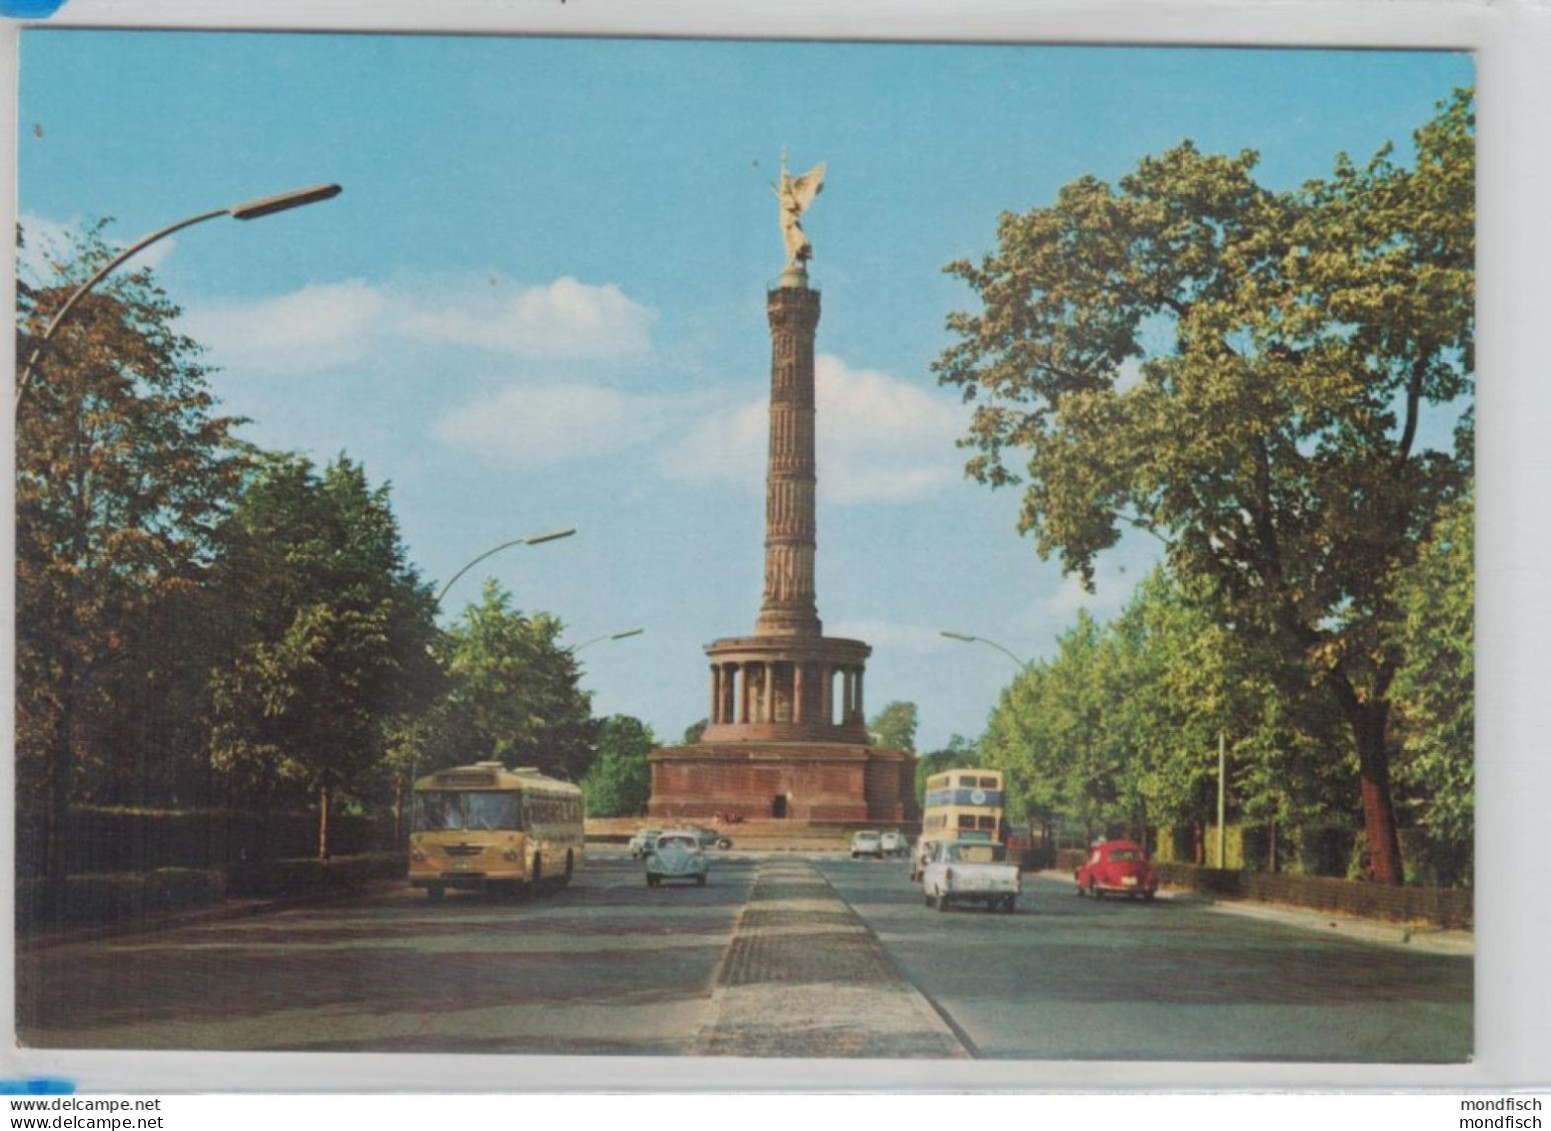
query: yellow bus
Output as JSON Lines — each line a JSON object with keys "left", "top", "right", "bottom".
{"left": 409, "top": 761, "right": 584, "bottom": 902}
{"left": 912, "top": 768, "right": 1007, "bottom": 881}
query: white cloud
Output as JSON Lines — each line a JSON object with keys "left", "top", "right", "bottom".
{"left": 814, "top": 355, "right": 963, "bottom": 503}
{"left": 658, "top": 395, "right": 768, "bottom": 484}
{"left": 661, "top": 353, "right": 964, "bottom": 504}
{"left": 181, "top": 279, "right": 385, "bottom": 376}
{"left": 434, "top": 382, "right": 670, "bottom": 469}
{"left": 401, "top": 276, "right": 655, "bottom": 360}
{"left": 181, "top": 273, "right": 656, "bottom": 377}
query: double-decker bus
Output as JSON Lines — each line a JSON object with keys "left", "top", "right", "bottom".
{"left": 409, "top": 761, "right": 584, "bottom": 902}
{"left": 911, "top": 768, "right": 1007, "bottom": 881}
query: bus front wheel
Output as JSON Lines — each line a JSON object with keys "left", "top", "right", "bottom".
{"left": 530, "top": 857, "right": 543, "bottom": 895}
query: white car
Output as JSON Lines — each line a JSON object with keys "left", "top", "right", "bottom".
{"left": 850, "top": 830, "right": 884, "bottom": 858}
{"left": 921, "top": 840, "right": 1021, "bottom": 913}
{"left": 879, "top": 830, "right": 908, "bottom": 857}
{"left": 644, "top": 831, "right": 709, "bottom": 887}
{"left": 628, "top": 828, "right": 663, "bottom": 859}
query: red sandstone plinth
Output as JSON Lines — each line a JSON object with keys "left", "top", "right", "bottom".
{"left": 647, "top": 741, "right": 912, "bottom": 823}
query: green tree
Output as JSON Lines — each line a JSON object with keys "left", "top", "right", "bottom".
{"left": 681, "top": 718, "right": 708, "bottom": 745}
{"left": 1389, "top": 493, "right": 1473, "bottom": 884}
{"left": 914, "top": 735, "right": 979, "bottom": 810}
{"left": 868, "top": 701, "right": 919, "bottom": 752}
{"left": 581, "top": 715, "right": 657, "bottom": 817}
{"left": 15, "top": 221, "right": 243, "bottom": 900}
{"left": 936, "top": 91, "right": 1473, "bottom": 883}
{"left": 207, "top": 453, "right": 441, "bottom": 859}
{"left": 425, "top": 581, "right": 602, "bottom": 782}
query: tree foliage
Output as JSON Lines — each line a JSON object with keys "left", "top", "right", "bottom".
{"left": 868, "top": 701, "right": 919, "bottom": 752}
{"left": 937, "top": 90, "right": 1474, "bottom": 883}
{"left": 420, "top": 581, "right": 602, "bottom": 782}
{"left": 914, "top": 735, "right": 979, "bottom": 811}
{"left": 1389, "top": 492, "right": 1473, "bottom": 884}
{"left": 15, "top": 221, "right": 244, "bottom": 888}
{"left": 982, "top": 568, "right": 1352, "bottom": 860}
{"left": 581, "top": 715, "right": 657, "bottom": 817}
{"left": 207, "top": 453, "right": 440, "bottom": 857}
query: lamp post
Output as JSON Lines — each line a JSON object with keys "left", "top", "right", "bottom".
{"left": 434, "top": 528, "right": 576, "bottom": 607}
{"left": 567, "top": 627, "right": 645, "bottom": 655}
{"left": 939, "top": 630, "right": 1030, "bottom": 669}
{"left": 16, "top": 183, "right": 343, "bottom": 412}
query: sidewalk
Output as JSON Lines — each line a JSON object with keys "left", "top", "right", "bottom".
{"left": 694, "top": 859, "right": 969, "bottom": 1057}
{"left": 1038, "top": 869, "right": 1474, "bottom": 957}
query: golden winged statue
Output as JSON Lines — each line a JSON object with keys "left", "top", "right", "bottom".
{"left": 774, "top": 153, "right": 826, "bottom": 266}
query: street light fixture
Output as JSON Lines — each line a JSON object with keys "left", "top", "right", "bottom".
{"left": 567, "top": 627, "right": 645, "bottom": 655}
{"left": 434, "top": 527, "right": 576, "bottom": 606}
{"left": 940, "top": 630, "right": 1029, "bottom": 669}
{"left": 15, "top": 183, "right": 343, "bottom": 412}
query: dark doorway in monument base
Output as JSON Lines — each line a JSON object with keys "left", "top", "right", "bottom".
{"left": 772, "top": 794, "right": 788, "bottom": 819}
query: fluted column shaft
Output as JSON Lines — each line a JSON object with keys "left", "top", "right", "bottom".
{"left": 756, "top": 285, "right": 822, "bottom": 637}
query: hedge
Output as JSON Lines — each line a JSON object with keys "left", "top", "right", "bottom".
{"left": 17, "top": 853, "right": 408, "bottom": 933}
{"left": 15, "top": 807, "right": 398, "bottom": 879}
{"left": 16, "top": 868, "right": 226, "bottom": 931}
{"left": 1153, "top": 863, "right": 1473, "bottom": 929}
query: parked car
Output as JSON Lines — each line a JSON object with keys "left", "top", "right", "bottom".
{"left": 1074, "top": 839, "right": 1158, "bottom": 900}
{"left": 644, "top": 831, "right": 709, "bottom": 887}
{"left": 850, "top": 830, "right": 884, "bottom": 858}
{"left": 691, "top": 826, "right": 733, "bottom": 850}
{"left": 879, "top": 830, "right": 909, "bottom": 857}
{"left": 921, "top": 840, "right": 1021, "bottom": 913}
{"left": 628, "top": 828, "right": 663, "bottom": 859}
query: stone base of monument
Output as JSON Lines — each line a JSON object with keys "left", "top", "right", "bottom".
{"left": 645, "top": 741, "right": 915, "bottom": 827}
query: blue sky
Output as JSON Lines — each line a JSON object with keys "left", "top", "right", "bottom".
{"left": 17, "top": 32, "right": 1473, "bottom": 752}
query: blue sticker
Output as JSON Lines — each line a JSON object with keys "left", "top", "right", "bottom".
{"left": 0, "top": 0, "right": 67, "bottom": 17}
{"left": 0, "top": 1079, "right": 76, "bottom": 1095}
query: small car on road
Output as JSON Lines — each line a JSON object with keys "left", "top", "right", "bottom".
{"left": 1075, "top": 839, "right": 1159, "bottom": 900}
{"left": 850, "top": 830, "right": 884, "bottom": 858}
{"left": 644, "top": 831, "right": 709, "bottom": 887}
{"left": 879, "top": 830, "right": 909, "bottom": 857}
{"left": 627, "top": 828, "right": 663, "bottom": 859}
{"left": 691, "top": 826, "right": 733, "bottom": 850}
{"left": 921, "top": 839, "right": 1021, "bottom": 913}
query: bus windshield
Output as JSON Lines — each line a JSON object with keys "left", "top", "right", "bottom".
{"left": 413, "top": 791, "right": 523, "bottom": 832}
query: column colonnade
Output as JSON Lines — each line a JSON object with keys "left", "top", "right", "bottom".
{"left": 706, "top": 659, "right": 866, "bottom": 727}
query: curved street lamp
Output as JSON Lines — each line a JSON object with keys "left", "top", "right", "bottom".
{"left": 434, "top": 527, "right": 576, "bottom": 606}
{"left": 567, "top": 627, "right": 645, "bottom": 656}
{"left": 940, "top": 629, "right": 1030, "bottom": 669}
{"left": 15, "top": 183, "right": 343, "bottom": 413}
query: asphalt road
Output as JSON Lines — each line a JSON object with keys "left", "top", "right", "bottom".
{"left": 14, "top": 851, "right": 1471, "bottom": 1061}
{"left": 819, "top": 856, "right": 1473, "bottom": 1062}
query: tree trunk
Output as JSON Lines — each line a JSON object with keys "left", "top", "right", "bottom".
{"left": 319, "top": 779, "right": 332, "bottom": 862}
{"left": 1350, "top": 700, "right": 1404, "bottom": 885}
{"left": 43, "top": 654, "right": 77, "bottom": 923}
{"left": 392, "top": 778, "right": 404, "bottom": 846}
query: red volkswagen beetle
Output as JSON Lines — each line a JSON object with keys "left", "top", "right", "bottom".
{"left": 1075, "top": 839, "right": 1159, "bottom": 901}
